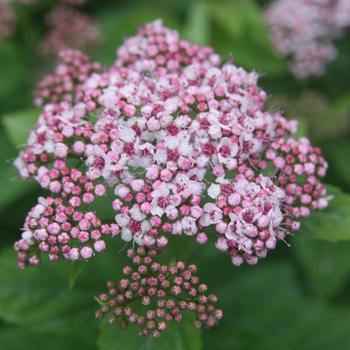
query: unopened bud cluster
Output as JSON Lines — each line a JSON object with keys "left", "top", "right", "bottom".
{"left": 96, "top": 247, "right": 223, "bottom": 337}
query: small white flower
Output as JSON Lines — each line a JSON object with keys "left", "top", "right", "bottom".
{"left": 208, "top": 124, "right": 222, "bottom": 139}
{"left": 208, "top": 184, "right": 221, "bottom": 199}
{"left": 182, "top": 217, "right": 198, "bottom": 236}
{"left": 130, "top": 206, "right": 146, "bottom": 221}
{"left": 21, "top": 230, "right": 33, "bottom": 243}
{"left": 119, "top": 127, "right": 136, "bottom": 142}
{"left": 151, "top": 205, "right": 164, "bottom": 217}
{"left": 115, "top": 214, "right": 130, "bottom": 227}
{"left": 32, "top": 204, "right": 45, "bottom": 218}
{"left": 121, "top": 228, "right": 133, "bottom": 242}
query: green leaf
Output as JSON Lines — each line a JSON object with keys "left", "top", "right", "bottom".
{"left": 324, "top": 140, "right": 350, "bottom": 192}
{"left": 294, "top": 119, "right": 308, "bottom": 139}
{"left": 0, "top": 250, "right": 94, "bottom": 335}
{"left": 88, "top": 190, "right": 116, "bottom": 220}
{"left": 0, "top": 42, "right": 27, "bottom": 106}
{"left": 202, "top": 263, "right": 350, "bottom": 350}
{"left": 2, "top": 109, "right": 39, "bottom": 147}
{"left": 0, "top": 126, "right": 35, "bottom": 209}
{"left": 183, "top": 1, "right": 210, "bottom": 45}
{"left": 98, "top": 314, "right": 202, "bottom": 350}
{"left": 299, "top": 185, "right": 350, "bottom": 241}
{"left": 294, "top": 238, "right": 350, "bottom": 298}
{"left": 0, "top": 246, "right": 127, "bottom": 335}
{"left": 0, "top": 325, "right": 95, "bottom": 350}
{"left": 68, "top": 261, "right": 87, "bottom": 289}
{"left": 334, "top": 92, "right": 350, "bottom": 114}
{"left": 0, "top": 111, "right": 38, "bottom": 208}
{"left": 208, "top": 0, "right": 286, "bottom": 75}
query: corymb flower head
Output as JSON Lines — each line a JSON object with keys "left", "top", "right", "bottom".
{"left": 265, "top": 0, "right": 350, "bottom": 79}
{"left": 14, "top": 20, "right": 329, "bottom": 336}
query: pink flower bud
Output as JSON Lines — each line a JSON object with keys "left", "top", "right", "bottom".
{"left": 94, "top": 240, "right": 106, "bottom": 252}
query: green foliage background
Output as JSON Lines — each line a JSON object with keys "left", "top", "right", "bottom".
{"left": 0, "top": 0, "right": 350, "bottom": 349}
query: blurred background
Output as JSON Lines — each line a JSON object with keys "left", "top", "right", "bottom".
{"left": 1, "top": 0, "right": 350, "bottom": 349}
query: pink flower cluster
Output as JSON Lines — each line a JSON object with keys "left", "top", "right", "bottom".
{"left": 40, "top": 3, "right": 100, "bottom": 57}
{"left": 17, "top": 20, "right": 328, "bottom": 268}
{"left": 0, "top": 0, "right": 98, "bottom": 56}
{"left": 265, "top": 0, "right": 350, "bottom": 79}
{"left": 34, "top": 49, "right": 101, "bottom": 107}
{"left": 14, "top": 20, "right": 329, "bottom": 335}
{"left": 0, "top": 0, "right": 41, "bottom": 40}
{"left": 96, "top": 247, "right": 223, "bottom": 336}
{"left": 16, "top": 196, "right": 115, "bottom": 269}
{"left": 0, "top": 0, "right": 16, "bottom": 39}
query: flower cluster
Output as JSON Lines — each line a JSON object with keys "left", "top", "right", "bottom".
{"left": 0, "top": 0, "right": 99, "bottom": 56}
{"left": 206, "top": 175, "right": 287, "bottom": 266}
{"left": 40, "top": 2, "right": 100, "bottom": 56}
{"left": 14, "top": 20, "right": 329, "bottom": 335}
{"left": 34, "top": 49, "right": 101, "bottom": 107}
{"left": 0, "top": 0, "right": 43, "bottom": 40}
{"left": 115, "top": 20, "right": 221, "bottom": 75}
{"left": 0, "top": 0, "right": 16, "bottom": 39}
{"left": 15, "top": 196, "right": 118, "bottom": 269}
{"left": 96, "top": 247, "right": 223, "bottom": 337}
{"left": 265, "top": 0, "right": 350, "bottom": 79}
